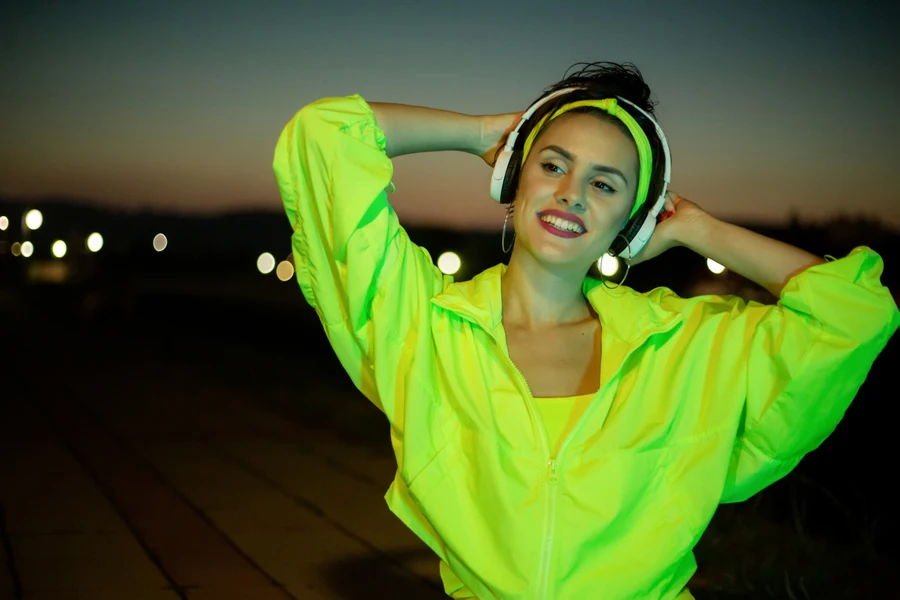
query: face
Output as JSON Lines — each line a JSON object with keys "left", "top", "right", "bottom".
{"left": 511, "top": 112, "right": 639, "bottom": 274}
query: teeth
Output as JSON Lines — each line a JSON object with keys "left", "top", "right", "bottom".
{"left": 540, "top": 214, "right": 584, "bottom": 233}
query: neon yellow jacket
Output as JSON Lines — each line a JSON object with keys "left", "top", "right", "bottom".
{"left": 273, "top": 94, "right": 900, "bottom": 600}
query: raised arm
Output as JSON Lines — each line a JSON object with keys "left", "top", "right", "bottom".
{"left": 370, "top": 101, "right": 521, "bottom": 163}
{"left": 650, "top": 241, "right": 898, "bottom": 504}
{"left": 272, "top": 95, "right": 517, "bottom": 422}
{"left": 369, "top": 102, "right": 481, "bottom": 158}
{"left": 677, "top": 208, "right": 827, "bottom": 298}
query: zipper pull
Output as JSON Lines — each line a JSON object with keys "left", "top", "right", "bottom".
{"left": 547, "top": 459, "right": 559, "bottom": 486}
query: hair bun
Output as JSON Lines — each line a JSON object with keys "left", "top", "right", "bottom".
{"left": 543, "top": 61, "right": 656, "bottom": 115}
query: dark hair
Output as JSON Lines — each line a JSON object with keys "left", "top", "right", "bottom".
{"left": 540, "top": 61, "right": 657, "bottom": 112}
{"left": 512, "top": 62, "right": 668, "bottom": 272}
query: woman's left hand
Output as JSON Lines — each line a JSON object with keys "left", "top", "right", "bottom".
{"left": 629, "top": 191, "right": 708, "bottom": 265}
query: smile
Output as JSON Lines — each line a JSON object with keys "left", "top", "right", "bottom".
{"left": 537, "top": 212, "right": 586, "bottom": 238}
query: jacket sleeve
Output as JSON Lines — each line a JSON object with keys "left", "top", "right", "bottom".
{"left": 719, "top": 246, "right": 899, "bottom": 503}
{"left": 272, "top": 94, "right": 448, "bottom": 419}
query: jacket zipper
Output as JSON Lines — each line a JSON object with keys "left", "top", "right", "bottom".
{"left": 535, "top": 402, "right": 602, "bottom": 599}
{"left": 437, "top": 295, "right": 680, "bottom": 599}
{"left": 502, "top": 356, "right": 558, "bottom": 600}
{"left": 516, "top": 379, "right": 556, "bottom": 600}
{"left": 524, "top": 325, "right": 676, "bottom": 598}
{"left": 539, "top": 458, "right": 560, "bottom": 599}
{"left": 506, "top": 347, "right": 614, "bottom": 599}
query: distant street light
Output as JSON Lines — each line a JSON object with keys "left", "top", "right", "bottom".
{"left": 153, "top": 233, "right": 167, "bottom": 252}
{"left": 25, "top": 209, "right": 43, "bottom": 230}
{"left": 52, "top": 240, "right": 67, "bottom": 258}
{"left": 87, "top": 232, "right": 103, "bottom": 252}
{"left": 0, "top": 216, "right": 8, "bottom": 230}
{"left": 257, "top": 252, "right": 275, "bottom": 274}
{"left": 21, "top": 241, "right": 34, "bottom": 258}
{"left": 599, "top": 254, "right": 619, "bottom": 277}
{"left": 275, "top": 260, "right": 294, "bottom": 282}
{"left": 437, "top": 251, "right": 461, "bottom": 275}
{"left": 707, "top": 258, "right": 726, "bottom": 274}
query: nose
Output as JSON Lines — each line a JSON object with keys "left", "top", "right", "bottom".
{"left": 554, "top": 175, "right": 586, "bottom": 210}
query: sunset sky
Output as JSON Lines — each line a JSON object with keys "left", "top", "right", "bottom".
{"left": 2, "top": 0, "right": 899, "bottom": 231}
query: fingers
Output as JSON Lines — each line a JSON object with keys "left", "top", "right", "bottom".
{"left": 657, "top": 201, "right": 676, "bottom": 223}
{"left": 664, "top": 190, "right": 679, "bottom": 209}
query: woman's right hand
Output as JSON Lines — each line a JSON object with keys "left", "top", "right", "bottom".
{"left": 478, "top": 111, "right": 525, "bottom": 167}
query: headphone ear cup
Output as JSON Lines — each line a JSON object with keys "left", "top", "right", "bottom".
{"left": 609, "top": 202, "right": 652, "bottom": 258}
{"left": 500, "top": 153, "right": 522, "bottom": 204}
{"left": 609, "top": 192, "right": 666, "bottom": 258}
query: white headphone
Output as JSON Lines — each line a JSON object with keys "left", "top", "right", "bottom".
{"left": 489, "top": 86, "right": 672, "bottom": 258}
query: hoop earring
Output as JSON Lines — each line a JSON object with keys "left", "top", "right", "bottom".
{"left": 600, "top": 234, "right": 632, "bottom": 290}
{"left": 501, "top": 204, "right": 515, "bottom": 253}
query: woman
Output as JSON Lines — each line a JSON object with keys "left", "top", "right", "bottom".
{"left": 272, "top": 62, "right": 899, "bottom": 599}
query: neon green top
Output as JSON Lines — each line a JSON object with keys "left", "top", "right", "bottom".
{"left": 272, "top": 94, "right": 900, "bottom": 600}
{"left": 532, "top": 394, "right": 596, "bottom": 458}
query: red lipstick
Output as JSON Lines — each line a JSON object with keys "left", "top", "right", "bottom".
{"left": 537, "top": 210, "right": 587, "bottom": 239}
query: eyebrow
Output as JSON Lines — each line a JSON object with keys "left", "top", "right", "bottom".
{"left": 539, "top": 144, "right": 629, "bottom": 185}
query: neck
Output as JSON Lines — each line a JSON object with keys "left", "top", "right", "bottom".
{"left": 501, "top": 247, "right": 595, "bottom": 329}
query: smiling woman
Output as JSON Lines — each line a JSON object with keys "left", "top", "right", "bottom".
{"left": 513, "top": 112, "right": 640, "bottom": 271}
{"left": 272, "top": 61, "right": 900, "bottom": 599}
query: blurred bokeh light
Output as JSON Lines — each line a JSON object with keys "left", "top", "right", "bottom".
{"left": 599, "top": 254, "right": 619, "bottom": 277}
{"left": 707, "top": 258, "right": 726, "bottom": 274}
{"left": 257, "top": 252, "right": 276, "bottom": 274}
{"left": 0, "top": 216, "right": 8, "bottom": 230}
{"left": 276, "top": 260, "right": 294, "bottom": 282}
{"left": 153, "top": 233, "right": 168, "bottom": 252}
{"left": 11, "top": 242, "right": 21, "bottom": 256}
{"left": 52, "top": 240, "right": 67, "bottom": 258}
{"left": 21, "top": 241, "right": 34, "bottom": 258}
{"left": 87, "top": 232, "right": 104, "bottom": 252}
{"left": 437, "top": 251, "right": 461, "bottom": 275}
{"left": 25, "top": 209, "right": 43, "bottom": 230}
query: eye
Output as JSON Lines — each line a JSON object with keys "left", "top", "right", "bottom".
{"left": 541, "top": 162, "right": 563, "bottom": 174}
{"left": 541, "top": 162, "right": 616, "bottom": 193}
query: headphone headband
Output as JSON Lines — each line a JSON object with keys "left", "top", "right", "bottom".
{"left": 496, "top": 87, "right": 580, "bottom": 157}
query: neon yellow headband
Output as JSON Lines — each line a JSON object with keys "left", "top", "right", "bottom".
{"left": 521, "top": 98, "right": 652, "bottom": 220}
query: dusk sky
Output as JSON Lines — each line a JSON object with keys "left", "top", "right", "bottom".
{"left": 2, "top": 0, "right": 899, "bottom": 231}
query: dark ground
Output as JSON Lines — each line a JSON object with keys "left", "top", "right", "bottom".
{"left": 1, "top": 276, "right": 898, "bottom": 599}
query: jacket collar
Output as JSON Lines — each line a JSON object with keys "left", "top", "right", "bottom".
{"left": 431, "top": 263, "right": 683, "bottom": 344}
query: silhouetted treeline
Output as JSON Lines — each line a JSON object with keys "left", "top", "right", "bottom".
{"left": 2, "top": 196, "right": 898, "bottom": 297}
